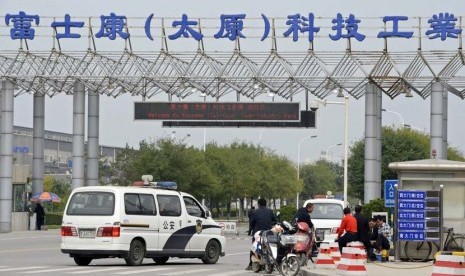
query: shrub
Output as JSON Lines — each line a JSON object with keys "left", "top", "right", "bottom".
{"left": 362, "top": 198, "right": 389, "bottom": 219}
{"left": 278, "top": 204, "right": 297, "bottom": 223}
{"left": 45, "top": 212, "right": 63, "bottom": 225}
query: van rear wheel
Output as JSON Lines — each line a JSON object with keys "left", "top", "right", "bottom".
{"left": 74, "top": 256, "right": 92, "bottom": 266}
{"left": 125, "top": 240, "right": 146, "bottom": 266}
{"left": 201, "top": 240, "right": 220, "bottom": 264}
{"left": 152, "top": 257, "right": 169, "bottom": 265}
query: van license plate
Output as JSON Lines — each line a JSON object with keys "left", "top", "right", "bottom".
{"left": 79, "top": 229, "right": 96, "bottom": 238}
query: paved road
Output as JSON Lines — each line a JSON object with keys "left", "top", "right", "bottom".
{"left": 0, "top": 230, "right": 267, "bottom": 276}
{"left": 1, "top": 225, "right": 436, "bottom": 276}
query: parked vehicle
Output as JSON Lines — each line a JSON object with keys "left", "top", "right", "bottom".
{"left": 251, "top": 221, "right": 300, "bottom": 276}
{"left": 61, "top": 181, "right": 226, "bottom": 266}
{"left": 303, "top": 198, "right": 344, "bottom": 246}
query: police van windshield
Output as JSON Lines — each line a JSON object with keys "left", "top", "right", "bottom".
{"left": 66, "top": 192, "right": 115, "bottom": 216}
{"left": 311, "top": 203, "right": 343, "bottom": 219}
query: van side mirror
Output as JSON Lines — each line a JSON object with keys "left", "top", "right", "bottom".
{"left": 205, "top": 210, "right": 211, "bottom": 218}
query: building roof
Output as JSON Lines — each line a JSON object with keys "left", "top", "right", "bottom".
{"left": 389, "top": 159, "right": 465, "bottom": 172}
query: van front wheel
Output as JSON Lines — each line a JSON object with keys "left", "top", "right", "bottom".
{"left": 74, "top": 256, "right": 92, "bottom": 266}
{"left": 201, "top": 240, "right": 220, "bottom": 264}
{"left": 125, "top": 240, "right": 146, "bottom": 266}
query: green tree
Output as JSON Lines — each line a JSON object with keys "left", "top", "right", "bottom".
{"left": 348, "top": 126, "right": 465, "bottom": 199}
{"left": 362, "top": 198, "right": 389, "bottom": 219}
{"left": 300, "top": 159, "right": 338, "bottom": 199}
{"left": 108, "top": 137, "right": 310, "bottom": 218}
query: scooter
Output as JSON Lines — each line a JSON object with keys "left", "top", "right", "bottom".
{"left": 292, "top": 222, "right": 315, "bottom": 267}
{"left": 251, "top": 222, "right": 301, "bottom": 276}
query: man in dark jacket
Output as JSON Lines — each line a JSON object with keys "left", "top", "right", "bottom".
{"left": 246, "top": 198, "right": 277, "bottom": 270}
{"left": 354, "top": 205, "right": 376, "bottom": 261}
{"left": 292, "top": 202, "right": 314, "bottom": 228}
{"left": 250, "top": 199, "right": 277, "bottom": 235}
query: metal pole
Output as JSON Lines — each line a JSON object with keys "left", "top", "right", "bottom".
{"left": 439, "top": 184, "right": 444, "bottom": 251}
{"left": 376, "top": 89, "right": 382, "bottom": 206}
{"left": 364, "top": 82, "right": 380, "bottom": 203}
{"left": 32, "top": 93, "right": 45, "bottom": 194}
{"left": 430, "top": 81, "right": 444, "bottom": 159}
{"left": 72, "top": 82, "right": 86, "bottom": 189}
{"left": 87, "top": 90, "right": 99, "bottom": 186}
{"left": 442, "top": 91, "right": 448, "bottom": 159}
{"left": 343, "top": 96, "right": 349, "bottom": 207}
{"left": 203, "top": 128, "right": 206, "bottom": 153}
{"left": 394, "top": 184, "right": 400, "bottom": 261}
{"left": 0, "top": 80, "right": 14, "bottom": 233}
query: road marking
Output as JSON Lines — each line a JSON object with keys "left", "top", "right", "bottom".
{"left": 68, "top": 267, "right": 127, "bottom": 274}
{"left": 226, "top": 252, "right": 249, "bottom": 256}
{"left": 208, "top": 270, "right": 250, "bottom": 276}
{"left": 114, "top": 267, "right": 173, "bottom": 275}
{"left": 0, "top": 247, "right": 58, "bottom": 254}
{"left": 0, "top": 266, "right": 48, "bottom": 272}
{"left": 0, "top": 235, "right": 58, "bottom": 241}
{"left": 21, "top": 267, "right": 81, "bottom": 273}
{"left": 159, "top": 268, "right": 213, "bottom": 275}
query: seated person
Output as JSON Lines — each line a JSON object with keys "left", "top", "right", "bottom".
{"left": 374, "top": 216, "right": 391, "bottom": 255}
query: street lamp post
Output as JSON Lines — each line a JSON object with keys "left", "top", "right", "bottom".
{"left": 382, "top": 108, "right": 405, "bottom": 127}
{"left": 383, "top": 108, "right": 424, "bottom": 132}
{"left": 297, "top": 135, "right": 317, "bottom": 209}
{"left": 200, "top": 92, "right": 207, "bottom": 152}
{"left": 404, "top": 124, "right": 423, "bottom": 132}
{"left": 325, "top": 143, "right": 343, "bottom": 161}
{"left": 311, "top": 96, "right": 349, "bottom": 206}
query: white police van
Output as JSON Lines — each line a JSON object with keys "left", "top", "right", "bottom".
{"left": 303, "top": 198, "right": 344, "bottom": 246}
{"left": 61, "top": 180, "right": 225, "bottom": 266}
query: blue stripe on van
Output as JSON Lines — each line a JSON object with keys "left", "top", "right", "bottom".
{"left": 162, "top": 225, "right": 221, "bottom": 250}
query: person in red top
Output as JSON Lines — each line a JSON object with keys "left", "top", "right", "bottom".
{"left": 336, "top": 207, "right": 358, "bottom": 254}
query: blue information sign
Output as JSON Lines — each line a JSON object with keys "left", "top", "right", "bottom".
{"left": 398, "top": 221, "right": 425, "bottom": 230}
{"left": 398, "top": 211, "right": 425, "bottom": 220}
{"left": 398, "top": 201, "right": 425, "bottom": 210}
{"left": 384, "top": 180, "right": 397, "bottom": 207}
{"left": 398, "top": 191, "right": 426, "bottom": 200}
{"left": 398, "top": 231, "right": 426, "bottom": 241}
{"left": 398, "top": 189, "right": 441, "bottom": 242}
{"left": 398, "top": 190, "right": 427, "bottom": 241}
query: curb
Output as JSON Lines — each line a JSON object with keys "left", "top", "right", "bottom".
{"left": 301, "top": 267, "right": 327, "bottom": 276}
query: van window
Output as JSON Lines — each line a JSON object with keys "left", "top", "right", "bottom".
{"left": 311, "top": 203, "right": 344, "bottom": 219}
{"left": 124, "top": 193, "right": 157, "bottom": 216}
{"left": 67, "top": 192, "right": 114, "bottom": 216}
{"left": 158, "top": 195, "right": 181, "bottom": 217}
{"left": 183, "top": 196, "right": 204, "bottom": 217}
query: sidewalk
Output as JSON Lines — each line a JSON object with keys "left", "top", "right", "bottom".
{"left": 301, "top": 261, "right": 434, "bottom": 276}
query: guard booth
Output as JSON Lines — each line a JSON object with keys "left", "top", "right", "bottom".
{"left": 389, "top": 159, "right": 465, "bottom": 259}
{"left": 12, "top": 164, "right": 31, "bottom": 231}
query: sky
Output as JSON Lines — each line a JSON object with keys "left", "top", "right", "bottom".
{"left": 2, "top": 0, "right": 465, "bottom": 164}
